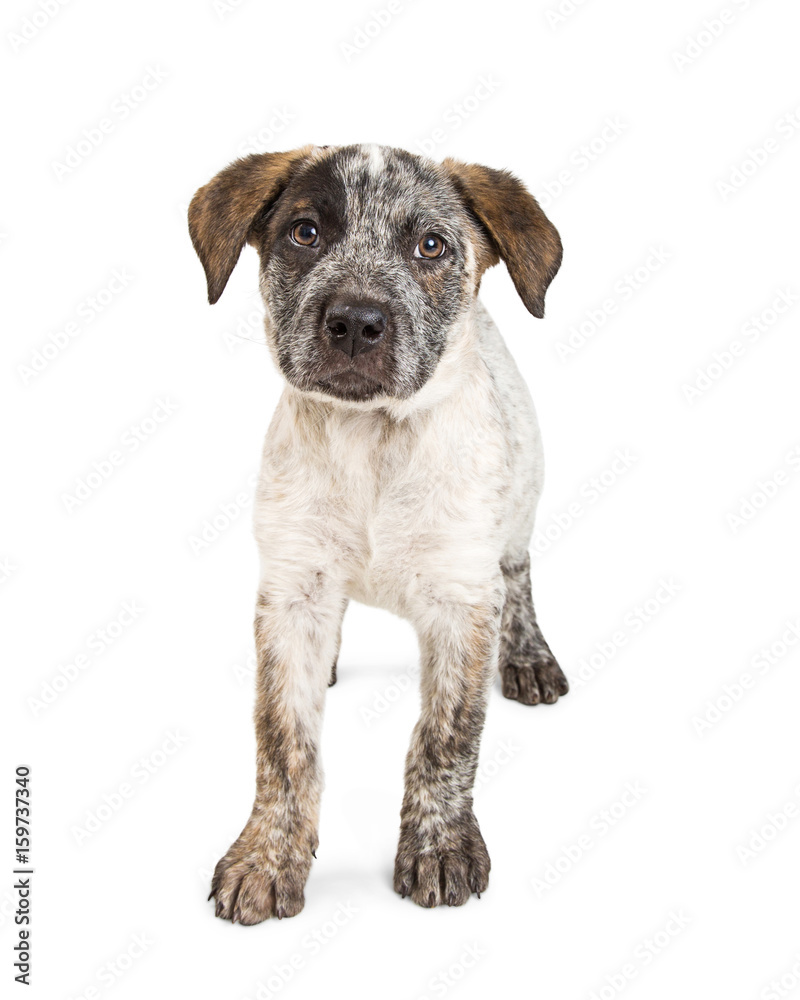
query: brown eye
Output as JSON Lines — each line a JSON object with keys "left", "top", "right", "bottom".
{"left": 415, "top": 233, "right": 446, "bottom": 259}
{"left": 290, "top": 220, "right": 319, "bottom": 246}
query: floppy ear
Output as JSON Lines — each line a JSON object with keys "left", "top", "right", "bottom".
{"left": 188, "top": 146, "right": 313, "bottom": 304}
{"left": 443, "top": 158, "right": 562, "bottom": 318}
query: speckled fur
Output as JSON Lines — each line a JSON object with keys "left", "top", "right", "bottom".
{"left": 500, "top": 554, "right": 569, "bottom": 705}
{"left": 189, "top": 144, "right": 568, "bottom": 923}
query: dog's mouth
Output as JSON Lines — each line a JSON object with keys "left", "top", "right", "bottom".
{"left": 316, "top": 370, "right": 385, "bottom": 402}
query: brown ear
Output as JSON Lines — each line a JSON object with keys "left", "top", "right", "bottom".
{"left": 188, "top": 146, "right": 313, "bottom": 304}
{"left": 443, "top": 158, "right": 562, "bottom": 318}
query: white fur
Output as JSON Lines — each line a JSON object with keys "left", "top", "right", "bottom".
{"left": 366, "top": 143, "right": 384, "bottom": 176}
{"left": 253, "top": 298, "right": 543, "bottom": 643}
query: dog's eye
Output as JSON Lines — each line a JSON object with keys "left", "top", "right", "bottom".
{"left": 414, "top": 233, "right": 446, "bottom": 259}
{"left": 290, "top": 220, "right": 319, "bottom": 247}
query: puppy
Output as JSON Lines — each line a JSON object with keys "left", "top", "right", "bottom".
{"left": 188, "top": 143, "right": 568, "bottom": 923}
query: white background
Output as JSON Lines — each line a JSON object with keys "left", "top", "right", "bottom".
{"left": 3, "top": 0, "right": 800, "bottom": 997}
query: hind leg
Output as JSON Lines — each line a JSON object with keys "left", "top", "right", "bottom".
{"left": 499, "top": 554, "right": 568, "bottom": 705}
{"left": 328, "top": 604, "right": 347, "bottom": 687}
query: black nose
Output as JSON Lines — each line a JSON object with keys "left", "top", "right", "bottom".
{"left": 324, "top": 301, "right": 387, "bottom": 357}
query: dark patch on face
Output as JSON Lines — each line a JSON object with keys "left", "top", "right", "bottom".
{"left": 188, "top": 146, "right": 313, "bottom": 304}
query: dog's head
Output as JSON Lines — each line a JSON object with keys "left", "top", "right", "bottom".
{"left": 189, "top": 144, "right": 561, "bottom": 404}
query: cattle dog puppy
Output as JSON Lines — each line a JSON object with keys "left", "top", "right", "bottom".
{"left": 188, "top": 143, "right": 568, "bottom": 923}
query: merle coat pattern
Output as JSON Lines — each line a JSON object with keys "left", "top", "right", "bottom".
{"left": 188, "top": 143, "right": 568, "bottom": 923}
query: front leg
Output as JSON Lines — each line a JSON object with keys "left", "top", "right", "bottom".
{"left": 394, "top": 580, "right": 502, "bottom": 907}
{"left": 210, "top": 574, "right": 345, "bottom": 924}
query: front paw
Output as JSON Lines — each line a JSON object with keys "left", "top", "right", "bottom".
{"left": 394, "top": 811, "right": 490, "bottom": 907}
{"left": 210, "top": 831, "right": 313, "bottom": 925}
